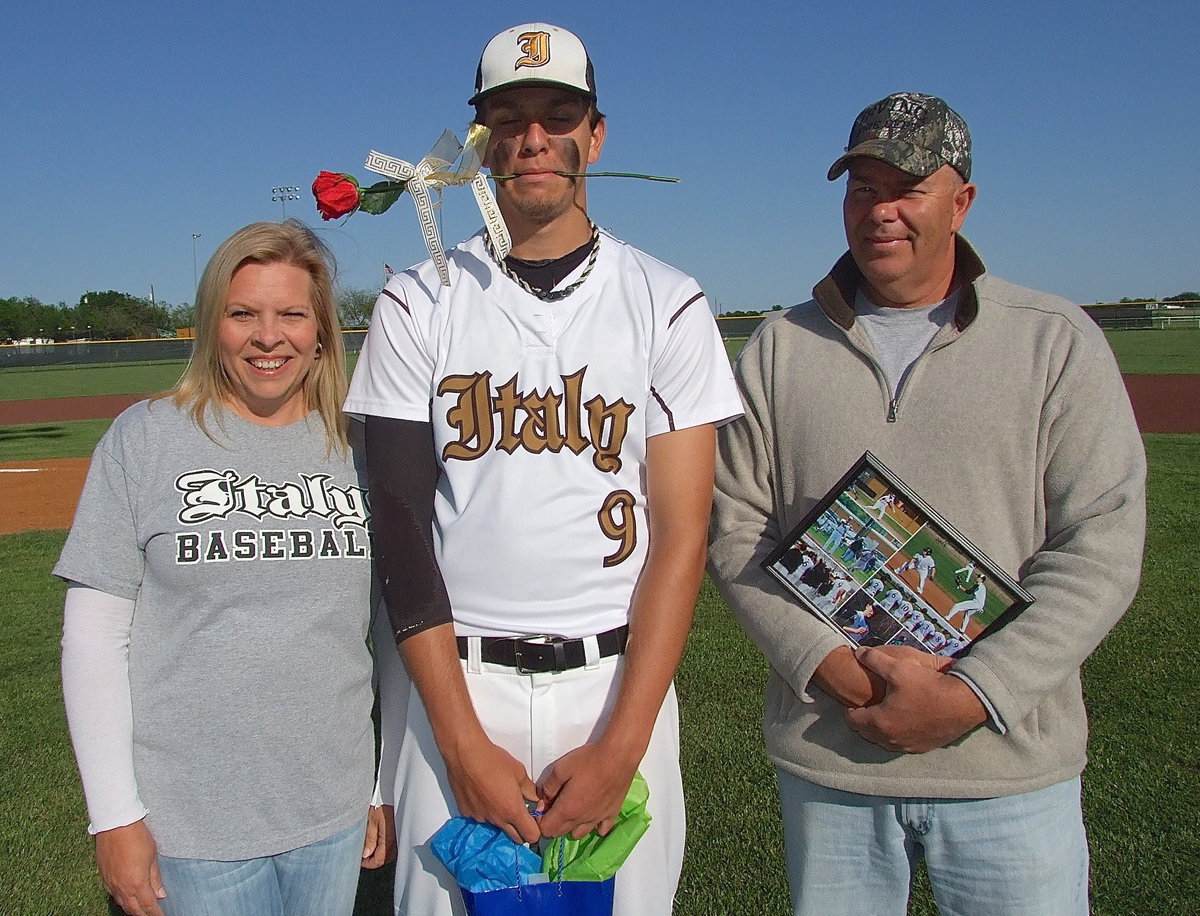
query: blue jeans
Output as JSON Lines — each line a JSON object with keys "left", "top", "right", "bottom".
{"left": 775, "top": 771, "right": 1088, "bottom": 916}
{"left": 155, "top": 817, "right": 367, "bottom": 916}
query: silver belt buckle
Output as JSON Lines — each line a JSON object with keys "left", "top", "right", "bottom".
{"left": 511, "top": 634, "right": 564, "bottom": 673}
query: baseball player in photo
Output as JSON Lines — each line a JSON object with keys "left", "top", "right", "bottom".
{"left": 865, "top": 492, "right": 896, "bottom": 519}
{"left": 824, "top": 519, "right": 851, "bottom": 556}
{"left": 954, "top": 560, "right": 977, "bottom": 590}
{"left": 948, "top": 574, "right": 989, "bottom": 631}
{"left": 913, "top": 548, "right": 937, "bottom": 593}
{"left": 842, "top": 604, "right": 878, "bottom": 644}
{"left": 345, "top": 23, "right": 742, "bottom": 915}
{"left": 877, "top": 587, "right": 903, "bottom": 614}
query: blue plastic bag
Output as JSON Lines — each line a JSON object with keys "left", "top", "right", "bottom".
{"left": 430, "top": 818, "right": 543, "bottom": 893}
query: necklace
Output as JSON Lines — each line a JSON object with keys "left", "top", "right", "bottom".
{"left": 486, "top": 222, "right": 600, "bottom": 302}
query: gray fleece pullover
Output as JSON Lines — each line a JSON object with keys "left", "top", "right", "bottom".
{"left": 708, "top": 237, "right": 1146, "bottom": 797}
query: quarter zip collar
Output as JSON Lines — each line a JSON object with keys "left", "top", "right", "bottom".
{"left": 809, "top": 235, "right": 986, "bottom": 423}
{"left": 812, "top": 234, "right": 987, "bottom": 331}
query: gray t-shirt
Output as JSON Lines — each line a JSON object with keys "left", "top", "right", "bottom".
{"left": 55, "top": 399, "right": 375, "bottom": 859}
{"left": 855, "top": 289, "right": 958, "bottom": 396}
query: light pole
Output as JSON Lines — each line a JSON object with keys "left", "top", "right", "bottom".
{"left": 272, "top": 186, "right": 301, "bottom": 218}
{"left": 191, "top": 233, "right": 202, "bottom": 293}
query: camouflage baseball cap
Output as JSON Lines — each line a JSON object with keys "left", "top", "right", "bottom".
{"left": 827, "top": 92, "right": 971, "bottom": 182}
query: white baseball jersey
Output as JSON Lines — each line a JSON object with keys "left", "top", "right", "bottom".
{"left": 879, "top": 589, "right": 902, "bottom": 612}
{"left": 346, "top": 229, "right": 742, "bottom": 638}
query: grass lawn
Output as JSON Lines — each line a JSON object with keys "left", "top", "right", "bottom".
{"left": 0, "top": 361, "right": 189, "bottom": 401}
{"left": 1, "top": 435, "right": 1194, "bottom": 914}
{"left": 0, "top": 419, "right": 117, "bottom": 462}
{"left": 1104, "top": 328, "right": 1200, "bottom": 374}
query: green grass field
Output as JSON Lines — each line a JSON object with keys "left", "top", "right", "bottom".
{"left": 1103, "top": 328, "right": 1200, "bottom": 374}
{"left": 1, "top": 435, "right": 1196, "bottom": 914}
{"left": 0, "top": 361, "right": 189, "bottom": 401}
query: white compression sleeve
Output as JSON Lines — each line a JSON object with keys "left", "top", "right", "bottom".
{"left": 60, "top": 583, "right": 148, "bottom": 834}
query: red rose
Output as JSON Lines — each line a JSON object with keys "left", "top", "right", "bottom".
{"left": 312, "top": 171, "right": 361, "bottom": 220}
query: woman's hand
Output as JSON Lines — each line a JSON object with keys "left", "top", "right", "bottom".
{"left": 361, "top": 805, "right": 397, "bottom": 868}
{"left": 94, "top": 819, "right": 166, "bottom": 916}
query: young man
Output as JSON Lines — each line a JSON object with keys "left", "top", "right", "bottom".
{"left": 913, "top": 548, "right": 937, "bottom": 593}
{"left": 708, "top": 92, "right": 1145, "bottom": 913}
{"left": 346, "top": 23, "right": 741, "bottom": 915}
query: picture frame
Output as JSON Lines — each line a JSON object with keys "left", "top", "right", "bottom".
{"left": 761, "top": 451, "right": 1034, "bottom": 657}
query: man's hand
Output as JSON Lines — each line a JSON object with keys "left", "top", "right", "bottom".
{"left": 812, "top": 645, "right": 885, "bottom": 707}
{"left": 844, "top": 646, "right": 986, "bottom": 753}
{"left": 95, "top": 820, "right": 166, "bottom": 916}
{"left": 536, "top": 742, "right": 637, "bottom": 840}
{"left": 813, "top": 644, "right": 950, "bottom": 708}
{"left": 871, "top": 644, "right": 955, "bottom": 674}
{"left": 444, "top": 734, "right": 541, "bottom": 845}
{"left": 361, "top": 805, "right": 397, "bottom": 868}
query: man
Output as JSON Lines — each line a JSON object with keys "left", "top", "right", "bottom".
{"left": 841, "top": 603, "right": 877, "bottom": 644}
{"left": 877, "top": 586, "right": 903, "bottom": 614}
{"left": 913, "top": 548, "right": 937, "bottom": 594}
{"left": 865, "top": 491, "right": 896, "bottom": 518}
{"left": 708, "top": 92, "right": 1145, "bottom": 914}
{"left": 824, "top": 518, "right": 850, "bottom": 556}
{"left": 948, "top": 573, "right": 988, "bottom": 632}
{"left": 954, "top": 560, "right": 977, "bottom": 590}
{"left": 346, "top": 23, "right": 741, "bottom": 915}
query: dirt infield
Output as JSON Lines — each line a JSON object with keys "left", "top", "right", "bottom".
{"left": 1, "top": 375, "right": 1197, "bottom": 535}
{"left": 1, "top": 458, "right": 89, "bottom": 533}
{"left": 0, "top": 394, "right": 146, "bottom": 425}
{"left": 1119, "top": 375, "right": 1200, "bottom": 434}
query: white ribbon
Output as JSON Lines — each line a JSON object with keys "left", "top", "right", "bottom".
{"left": 364, "top": 126, "right": 511, "bottom": 286}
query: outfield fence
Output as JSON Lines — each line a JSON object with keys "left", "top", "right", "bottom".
{"left": 1093, "top": 315, "right": 1200, "bottom": 331}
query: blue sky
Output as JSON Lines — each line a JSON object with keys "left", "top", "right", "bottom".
{"left": 2, "top": 0, "right": 1195, "bottom": 313}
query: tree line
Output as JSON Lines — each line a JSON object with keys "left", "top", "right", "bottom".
{"left": 1, "top": 287, "right": 382, "bottom": 344}
{"left": 1114, "top": 291, "right": 1199, "bottom": 306}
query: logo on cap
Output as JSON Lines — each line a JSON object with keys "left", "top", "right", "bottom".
{"left": 515, "top": 31, "right": 551, "bottom": 69}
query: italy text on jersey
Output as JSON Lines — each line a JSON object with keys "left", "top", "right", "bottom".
{"left": 172, "top": 469, "right": 370, "bottom": 565}
{"left": 439, "top": 366, "right": 640, "bottom": 568}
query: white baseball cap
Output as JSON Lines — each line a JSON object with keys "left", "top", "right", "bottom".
{"left": 469, "top": 23, "right": 596, "bottom": 106}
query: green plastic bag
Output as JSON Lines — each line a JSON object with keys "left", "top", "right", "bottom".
{"left": 541, "top": 772, "right": 652, "bottom": 881}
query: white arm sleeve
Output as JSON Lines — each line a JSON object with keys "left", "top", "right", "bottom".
{"left": 60, "top": 583, "right": 148, "bottom": 834}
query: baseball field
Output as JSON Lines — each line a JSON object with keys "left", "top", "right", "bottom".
{"left": 2, "top": 330, "right": 1197, "bottom": 914}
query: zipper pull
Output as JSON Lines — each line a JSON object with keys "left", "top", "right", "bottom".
{"left": 887, "top": 398, "right": 899, "bottom": 423}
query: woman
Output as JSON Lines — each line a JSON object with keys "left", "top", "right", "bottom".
{"left": 57, "top": 221, "right": 390, "bottom": 916}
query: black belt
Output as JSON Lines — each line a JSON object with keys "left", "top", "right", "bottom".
{"left": 456, "top": 625, "right": 629, "bottom": 673}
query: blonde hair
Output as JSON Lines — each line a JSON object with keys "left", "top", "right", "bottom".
{"left": 166, "top": 220, "right": 348, "bottom": 452}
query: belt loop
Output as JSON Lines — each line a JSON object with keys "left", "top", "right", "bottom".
{"left": 465, "top": 635, "right": 482, "bottom": 673}
{"left": 582, "top": 634, "right": 601, "bottom": 669}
